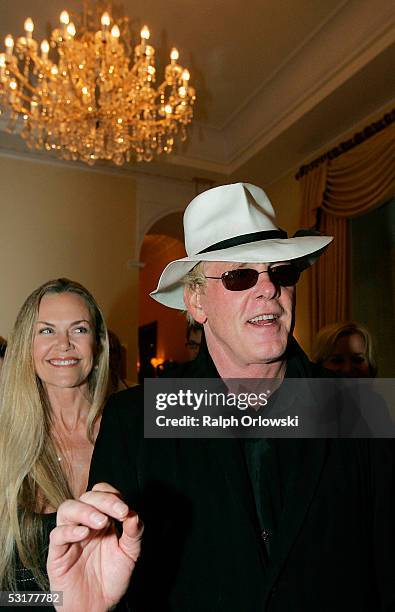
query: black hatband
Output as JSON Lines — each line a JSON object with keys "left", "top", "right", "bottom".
{"left": 198, "top": 229, "right": 288, "bottom": 254}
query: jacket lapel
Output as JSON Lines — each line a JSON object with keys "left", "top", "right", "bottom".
{"left": 187, "top": 340, "right": 267, "bottom": 568}
{"left": 263, "top": 439, "right": 328, "bottom": 599}
{"left": 207, "top": 436, "right": 269, "bottom": 569}
{"left": 262, "top": 339, "right": 330, "bottom": 592}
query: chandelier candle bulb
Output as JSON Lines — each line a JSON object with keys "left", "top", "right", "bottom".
{"left": 101, "top": 12, "right": 111, "bottom": 28}
{"left": 0, "top": 54, "right": 5, "bottom": 79}
{"left": 30, "top": 99, "right": 38, "bottom": 116}
{"left": 9, "top": 79, "right": 17, "bottom": 102}
{"left": 111, "top": 25, "right": 120, "bottom": 39}
{"left": 170, "top": 47, "right": 179, "bottom": 62}
{"left": 41, "top": 40, "right": 50, "bottom": 60}
{"left": 60, "top": 10, "right": 70, "bottom": 36}
{"left": 66, "top": 22, "right": 76, "bottom": 38}
{"left": 24, "top": 18, "right": 34, "bottom": 39}
{"left": 60, "top": 11, "right": 70, "bottom": 25}
{"left": 141, "top": 25, "right": 150, "bottom": 40}
{"left": 5, "top": 35, "right": 14, "bottom": 57}
{"left": 140, "top": 26, "right": 150, "bottom": 53}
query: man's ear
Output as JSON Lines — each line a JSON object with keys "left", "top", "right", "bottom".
{"left": 184, "top": 286, "right": 207, "bottom": 324}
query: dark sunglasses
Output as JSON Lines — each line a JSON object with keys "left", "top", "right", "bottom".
{"left": 205, "top": 263, "right": 300, "bottom": 291}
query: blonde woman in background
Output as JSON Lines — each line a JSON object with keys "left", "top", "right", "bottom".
{"left": 313, "top": 321, "right": 377, "bottom": 377}
{"left": 0, "top": 278, "right": 110, "bottom": 594}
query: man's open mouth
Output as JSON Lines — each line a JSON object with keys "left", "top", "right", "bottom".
{"left": 247, "top": 314, "right": 279, "bottom": 325}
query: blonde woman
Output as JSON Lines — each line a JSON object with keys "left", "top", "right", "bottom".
{"left": 313, "top": 321, "right": 377, "bottom": 377}
{"left": 0, "top": 278, "right": 110, "bottom": 593}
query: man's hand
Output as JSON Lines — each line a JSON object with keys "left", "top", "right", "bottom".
{"left": 47, "top": 483, "right": 143, "bottom": 612}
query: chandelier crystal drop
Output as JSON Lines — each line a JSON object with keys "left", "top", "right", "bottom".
{"left": 0, "top": 2, "right": 196, "bottom": 165}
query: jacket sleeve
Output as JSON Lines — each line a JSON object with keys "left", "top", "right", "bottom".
{"left": 88, "top": 388, "right": 143, "bottom": 509}
{"left": 371, "top": 439, "right": 395, "bottom": 611}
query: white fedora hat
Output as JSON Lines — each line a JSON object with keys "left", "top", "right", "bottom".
{"left": 150, "top": 182, "right": 332, "bottom": 309}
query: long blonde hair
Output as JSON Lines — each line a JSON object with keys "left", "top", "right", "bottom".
{"left": 0, "top": 278, "right": 109, "bottom": 590}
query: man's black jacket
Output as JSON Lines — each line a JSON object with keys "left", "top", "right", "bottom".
{"left": 89, "top": 340, "right": 395, "bottom": 611}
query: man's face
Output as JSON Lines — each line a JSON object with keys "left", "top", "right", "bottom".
{"left": 192, "top": 261, "right": 295, "bottom": 368}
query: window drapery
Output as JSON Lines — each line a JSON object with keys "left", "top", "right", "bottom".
{"left": 300, "top": 122, "right": 395, "bottom": 343}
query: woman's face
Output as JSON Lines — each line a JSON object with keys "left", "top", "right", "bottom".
{"left": 323, "top": 332, "right": 371, "bottom": 377}
{"left": 33, "top": 292, "right": 96, "bottom": 392}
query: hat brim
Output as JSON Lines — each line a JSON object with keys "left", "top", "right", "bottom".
{"left": 150, "top": 235, "right": 333, "bottom": 310}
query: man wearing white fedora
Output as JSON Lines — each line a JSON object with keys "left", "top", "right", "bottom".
{"left": 48, "top": 184, "right": 395, "bottom": 611}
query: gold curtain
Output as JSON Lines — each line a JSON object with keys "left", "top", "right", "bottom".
{"left": 323, "top": 124, "right": 395, "bottom": 217}
{"left": 300, "top": 123, "right": 395, "bottom": 343}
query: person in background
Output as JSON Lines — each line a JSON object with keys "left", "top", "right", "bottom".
{"left": 0, "top": 336, "right": 7, "bottom": 377}
{"left": 0, "top": 278, "right": 142, "bottom": 598}
{"left": 107, "top": 329, "right": 129, "bottom": 396}
{"left": 313, "top": 321, "right": 377, "bottom": 377}
{"left": 185, "top": 322, "right": 203, "bottom": 360}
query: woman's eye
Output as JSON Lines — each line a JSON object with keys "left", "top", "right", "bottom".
{"left": 39, "top": 327, "right": 54, "bottom": 335}
{"left": 329, "top": 356, "right": 344, "bottom": 365}
{"left": 73, "top": 326, "right": 89, "bottom": 334}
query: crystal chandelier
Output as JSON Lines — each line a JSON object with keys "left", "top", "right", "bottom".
{"left": 0, "top": 1, "right": 196, "bottom": 165}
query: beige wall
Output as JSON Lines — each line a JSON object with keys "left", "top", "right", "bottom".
{"left": 0, "top": 155, "right": 138, "bottom": 380}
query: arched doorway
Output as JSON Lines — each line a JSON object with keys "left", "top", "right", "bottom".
{"left": 138, "top": 212, "right": 190, "bottom": 379}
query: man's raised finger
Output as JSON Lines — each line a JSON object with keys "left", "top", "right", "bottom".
{"left": 56, "top": 498, "right": 110, "bottom": 529}
{"left": 119, "top": 514, "right": 144, "bottom": 562}
{"left": 79, "top": 489, "right": 130, "bottom": 520}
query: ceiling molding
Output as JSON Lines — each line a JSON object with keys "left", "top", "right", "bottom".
{"left": 223, "top": 0, "right": 395, "bottom": 169}
{"left": 219, "top": 0, "right": 350, "bottom": 132}
{"left": 150, "top": 0, "right": 395, "bottom": 174}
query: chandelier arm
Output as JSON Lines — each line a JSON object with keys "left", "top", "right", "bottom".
{"left": 5, "top": 66, "right": 38, "bottom": 96}
{"left": 59, "top": 56, "right": 85, "bottom": 102}
{"left": 13, "top": 90, "right": 37, "bottom": 107}
{"left": 3, "top": 99, "right": 30, "bottom": 116}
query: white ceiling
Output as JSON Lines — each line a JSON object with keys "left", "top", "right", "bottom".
{"left": 0, "top": 0, "right": 394, "bottom": 185}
